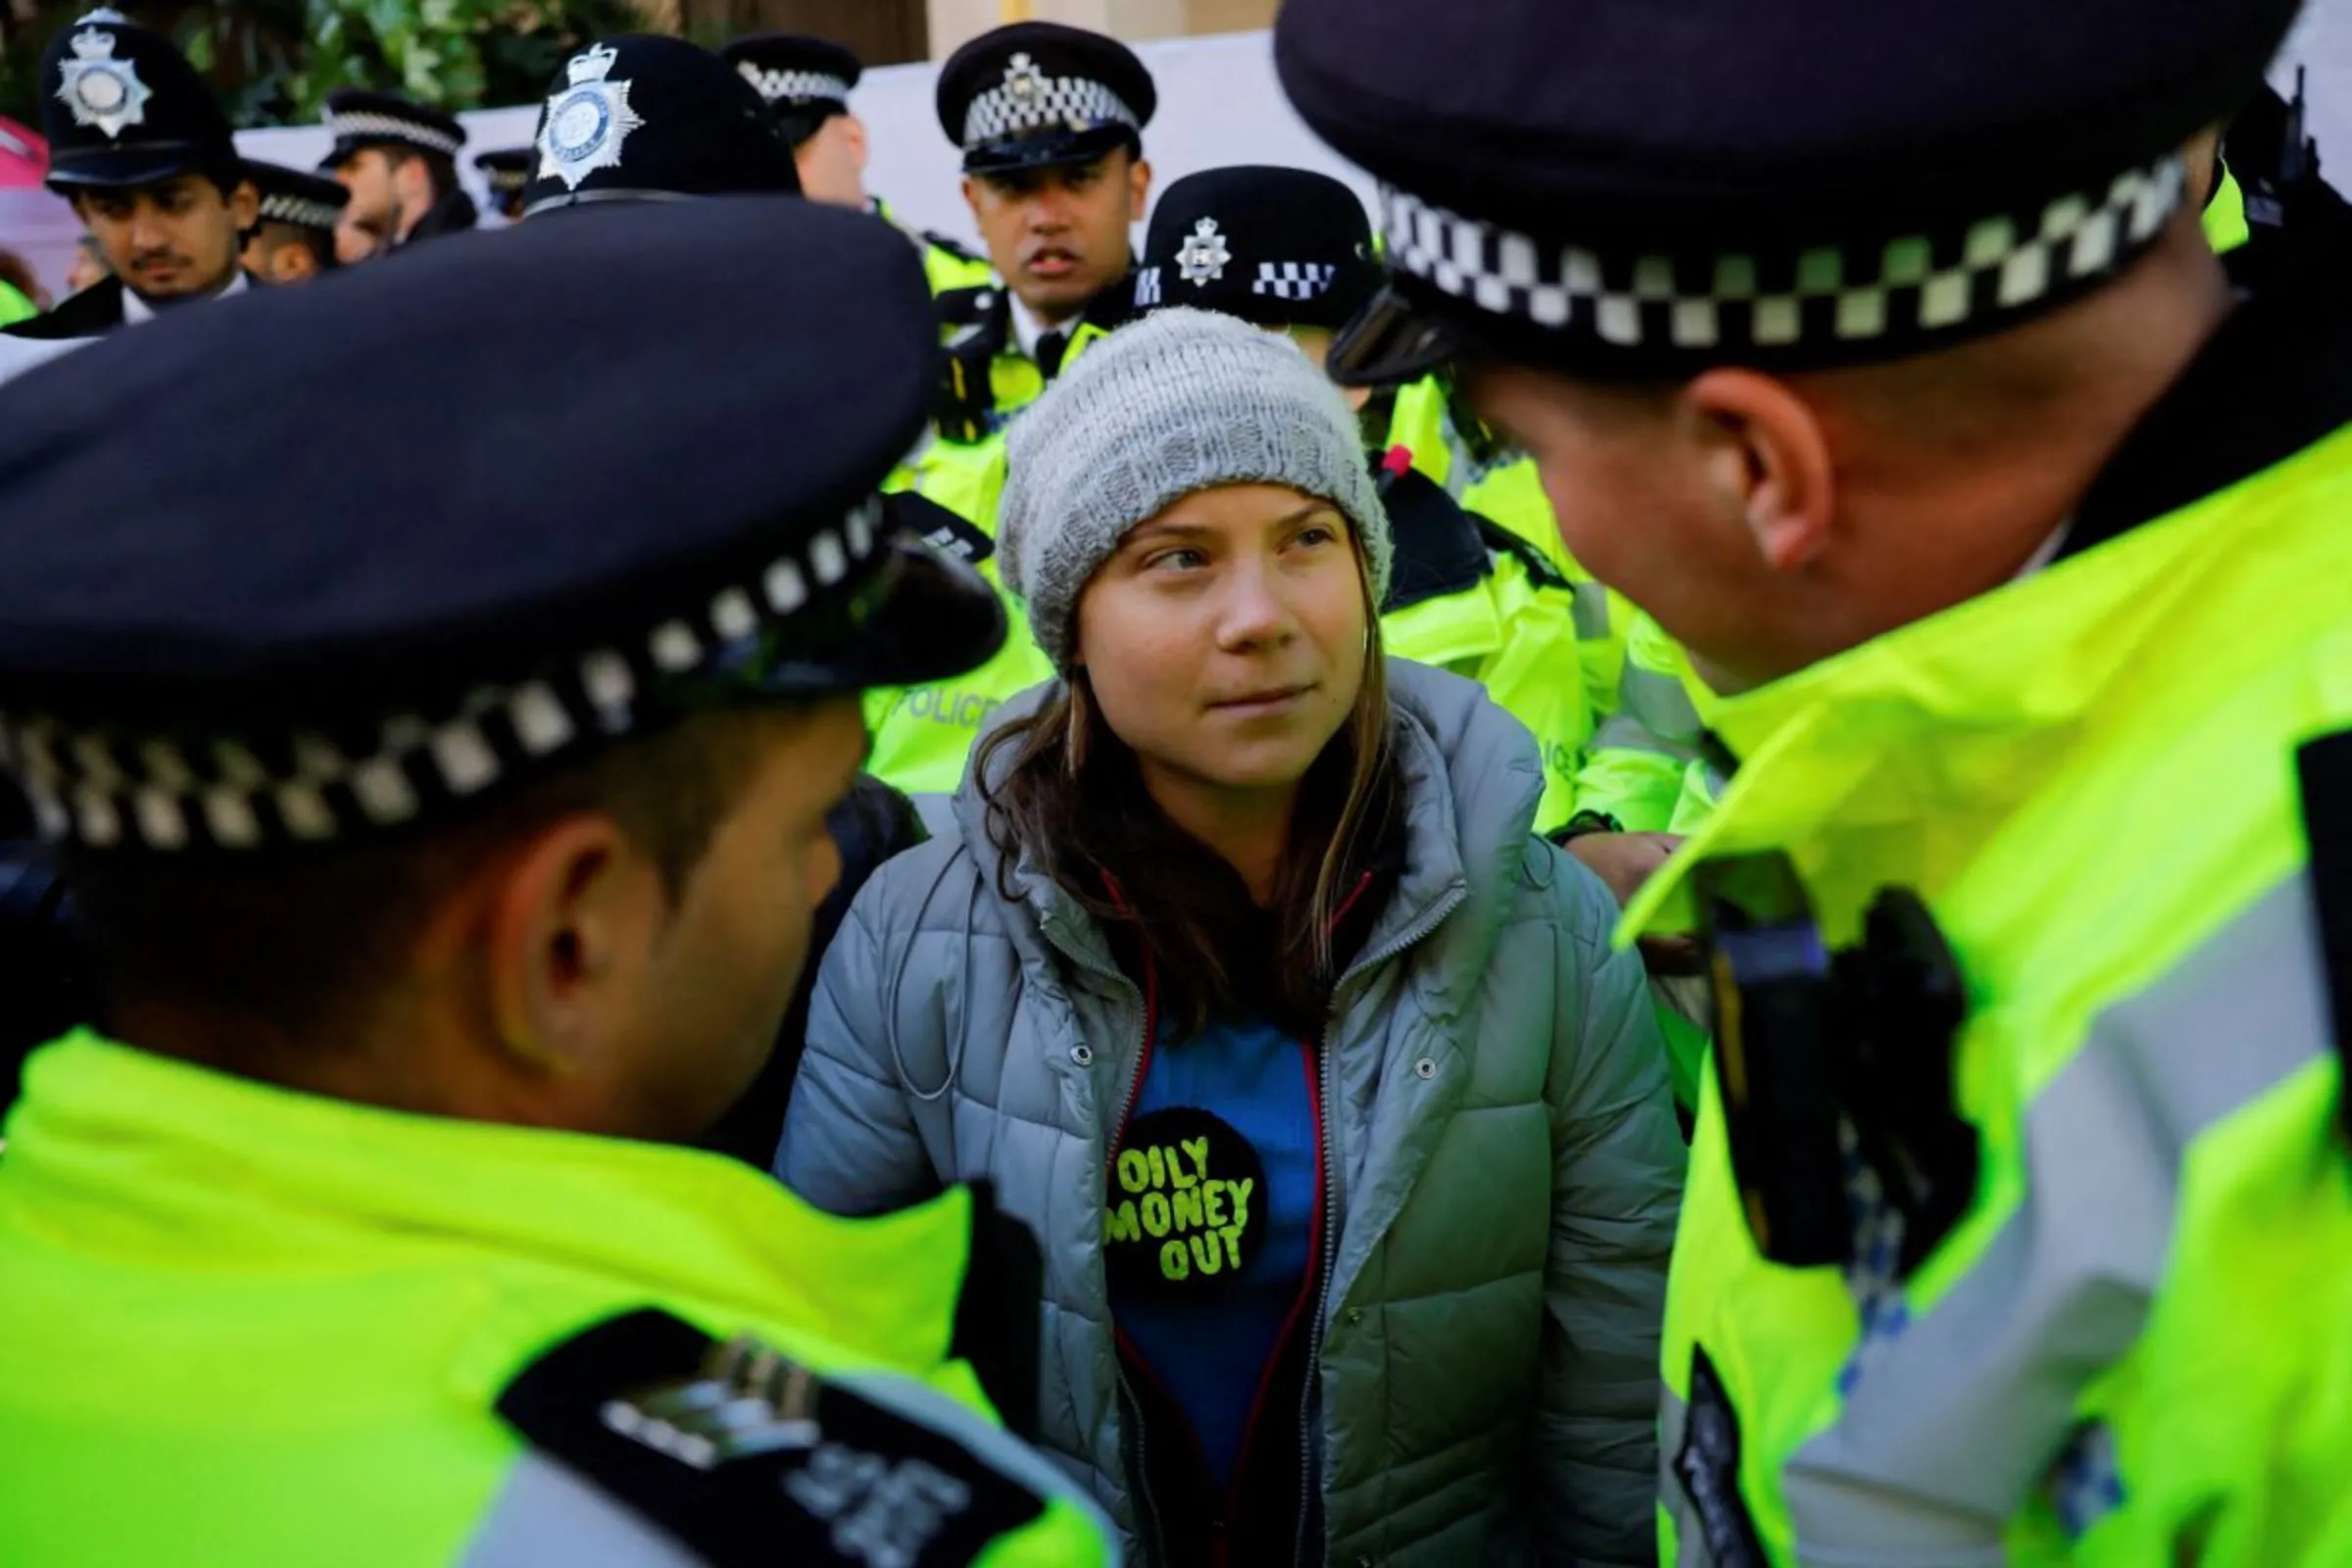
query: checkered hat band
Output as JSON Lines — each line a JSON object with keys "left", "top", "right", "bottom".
{"left": 1381, "top": 153, "right": 2186, "bottom": 356}
{"left": 1254, "top": 262, "right": 1341, "bottom": 302}
{"left": 1, "top": 498, "right": 886, "bottom": 854}
{"left": 258, "top": 193, "right": 342, "bottom": 232}
{"left": 739, "top": 65, "right": 852, "bottom": 106}
{"left": 328, "top": 110, "right": 464, "bottom": 158}
{"left": 962, "top": 74, "right": 1137, "bottom": 149}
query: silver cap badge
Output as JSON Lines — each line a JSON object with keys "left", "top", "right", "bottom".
{"left": 1176, "top": 218, "right": 1232, "bottom": 287}
{"left": 55, "top": 24, "right": 151, "bottom": 142}
{"left": 537, "top": 43, "right": 645, "bottom": 190}
{"left": 1003, "top": 53, "right": 1045, "bottom": 100}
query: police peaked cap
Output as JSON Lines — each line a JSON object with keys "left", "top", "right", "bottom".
{"left": 721, "top": 32, "right": 862, "bottom": 145}
{"left": 1138, "top": 166, "right": 1379, "bottom": 331}
{"left": 0, "top": 199, "right": 1003, "bottom": 855}
{"left": 936, "top": 22, "right": 1155, "bottom": 173}
{"left": 1276, "top": 0, "right": 2306, "bottom": 379}
{"left": 39, "top": 12, "right": 239, "bottom": 191}
{"left": 243, "top": 161, "right": 349, "bottom": 236}
{"left": 322, "top": 87, "right": 466, "bottom": 166}
{"left": 522, "top": 35, "right": 801, "bottom": 218}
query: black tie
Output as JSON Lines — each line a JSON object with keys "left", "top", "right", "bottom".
{"left": 1036, "top": 329, "right": 1069, "bottom": 380}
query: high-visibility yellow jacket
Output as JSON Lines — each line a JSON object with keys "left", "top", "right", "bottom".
{"left": 1575, "top": 610, "right": 1728, "bottom": 837}
{"left": 1631, "top": 323, "right": 2352, "bottom": 1565}
{"left": 871, "top": 199, "right": 998, "bottom": 299}
{"left": 2203, "top": 166, "right": 2252, "bottom": 255}
{"left": 1384, "top": 375, "right": 1627, "bottom": 719}
{"left": 0, "top": 1031, "right": 1114, "bottom": 1566}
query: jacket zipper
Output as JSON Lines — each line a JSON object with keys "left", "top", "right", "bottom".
{"left": 1218, "top": 1041, "right": 1330, "bottom": 1560}
{"left": 1291, "top": 881, "right": 1469, "bottom": 1567}
{"left": 1116, "top": 1361, "right": 1171, "bottom": 1564}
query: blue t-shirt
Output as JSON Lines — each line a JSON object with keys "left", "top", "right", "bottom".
{"left": 1107, "top": 1016, "right": 1319, "bottom": 1489}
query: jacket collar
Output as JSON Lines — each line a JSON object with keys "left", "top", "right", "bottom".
{"left": 7, "top": 1031, "right": 975, "bottom": 1369}
{"left": 2058, "top": 230, "right": 2352, "bottom": 562}
{"left": 954, "top": 661, "right": 1537, "bottom": 985}
{"left": 1623, "top": 235, "right": 2352, "bottom": 939}
{"left": 120, "top": 267, "right": 247, "bottom": 325}
{"left": 1630, "top": 430, "right": 2352, "bottom": 941}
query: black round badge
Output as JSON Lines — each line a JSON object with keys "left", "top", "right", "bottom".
{"left": 1102, "top": 1106, "right": 1270, "bottom": 1298}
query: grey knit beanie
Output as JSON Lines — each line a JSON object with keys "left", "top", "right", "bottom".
{"left": 998, "top": 307, "right": 1391, "bottom": 672}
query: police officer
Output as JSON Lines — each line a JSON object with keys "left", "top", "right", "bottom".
{"left": 4, "top": 10, "right": 257, "bottom": 343}
{"left": 321, "top": 87, "right": 475, "bottom": 259}
{"left": 0, "top": 199, "right": 1110, "bottom": 1566}
{"left": 239, "top": 160, "right": 348, "bottom": 285}
{"left": 473, "top": 147, "right": 533, "bottom": 222}
{"left": 926, "top": 22, "right": 1154, "bottom": 444}
{"left": 721, "top": 32, "right": 993, "bottom": 296}
{"left": 858, "top": 24, "right": 1154, "bottom": 803}
{"left": 1133, "top": 164, "right": 1593, "bottom": 833}
{"left": 1280, "top": 0, "right": 2352, "bottom": 1560}
{"left": 516, "top": 34, "right": 800, "bottom": 219}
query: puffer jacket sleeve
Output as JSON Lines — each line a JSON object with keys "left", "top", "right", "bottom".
{"left": 774, "top": 867, "right": 945, "bottom": 1217}
{"left": 1534, "top": 848, "right": 1686, "bottom": 1566}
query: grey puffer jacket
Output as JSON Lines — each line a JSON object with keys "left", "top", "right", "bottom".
{"left": 779, "top": 661, "right": 1684, "bottom": 1567}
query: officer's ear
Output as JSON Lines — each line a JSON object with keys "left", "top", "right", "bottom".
{"left": 960, "top": 173, "right": 985, "bottom": 225}
{"left": 475, "top": 811, "right": 664, "bottom": 1084}
{"left": 274, "top": 243, "right": 318, "bottom": 285}
{"left": 1126, "top": 154, "right": 1152, "bottom": 220}
{"left": 844, "top": 113, "right": 869, "bottom": 176}
{"left": 227, "top": 178, "right": 261, "bottom": 235}
{"left": 1680, "top": 368, "right": 1837, "bottom": 573}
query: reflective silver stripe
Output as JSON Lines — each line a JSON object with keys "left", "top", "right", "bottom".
{"left": 1592, "top": 710, "right": 1704, "bottom": 763}
{"left": 460, "top": 1453, "right": 699, "bottom": 1566}
{"left": 1620, "top": 664, "right": 1706, "bottom": 744}
{"left": 1660, "top": 1385, "right": 1724, "bottom": 1567}
{"left": 1780, "top": 873, "right": 2331, "bottom": 1559}
{"left": 831, "top": 1365, "right": 1115, "bottom": 1540}
{"left": 463, "top": 1369, "right": 1117, "bottom": 1564}
{"left": 1572, "top": 579, "right": 1615, "bottom": 642}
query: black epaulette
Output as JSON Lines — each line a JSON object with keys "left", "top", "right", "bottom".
{"left": 932, "top": 283, "right": 1009, "bottom": 445}
{"left": 1468, "top": 511, "right": 1575, "bottom": 594}
{"left": 1379, "top": 463, "right": 1492, "bottom": 612}
{"left": 3, "top": 277, "right": 124, "bottom": 341}
{"left": 921, "top": 231, "right": 987, "bottom": 268}
{"left": 1080, "top": 270, "right": 1140, "bottom": 338}
{"left": 2298, "top": 730, "right": 2352, "bottom": 1141}
{"left": 497, "top": 1309, "right": 1049, "bottom": 1566}
{"left": 885, "top": 489, "right": 996, "bottom": 569}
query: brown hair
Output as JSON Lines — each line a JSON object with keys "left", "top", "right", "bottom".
{"left": 977, "top": 536, "right": 1399, "bottom": 1036}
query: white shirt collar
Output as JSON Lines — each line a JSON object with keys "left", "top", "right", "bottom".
{"left": 2013, "top": 518, "right": 2072, "bottom": 581}
{"left": 122, "top": 268, "right": 250, "bottom": 325}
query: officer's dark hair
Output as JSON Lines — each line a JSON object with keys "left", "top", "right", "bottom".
{"left": 65, "top": 706, "right": 805, "bottom": 1050}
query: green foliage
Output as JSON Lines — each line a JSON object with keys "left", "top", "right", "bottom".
{"left": 0, "top": 0, "right": 645, "bottom": 129}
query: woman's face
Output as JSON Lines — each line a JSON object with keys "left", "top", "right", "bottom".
{"left": 1074, "top": 482, "right": 1367, "bottom": 799}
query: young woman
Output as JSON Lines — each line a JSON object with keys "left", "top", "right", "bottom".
{"left": 779, "top": 310, "right": 1683, "bottom": 1567}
